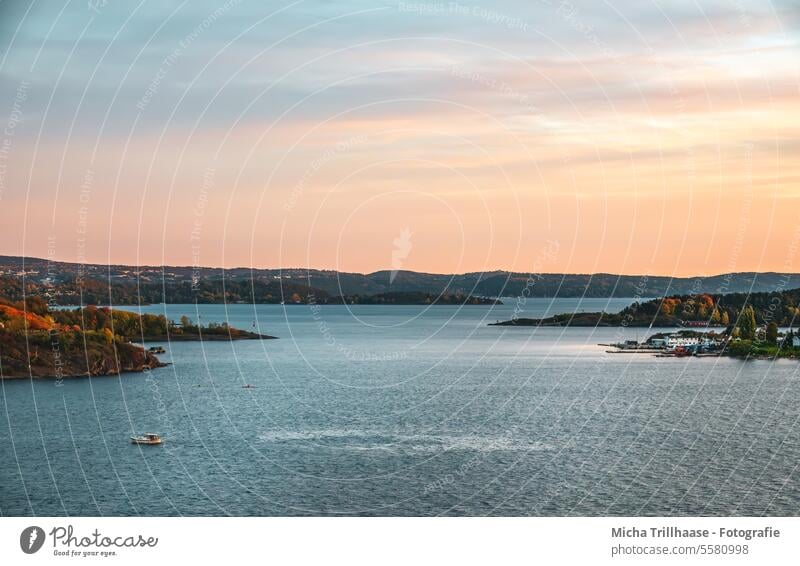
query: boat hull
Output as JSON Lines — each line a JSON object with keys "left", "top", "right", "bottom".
{"left": 130, "top": 437, "right": 163, "bottom": 445}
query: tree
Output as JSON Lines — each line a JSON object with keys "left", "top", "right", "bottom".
{"left": 6, "top": 316, "right": 26, "bottom": 333}
{"left": 180, "top": 315, "right": 192, "bottom": 328}
{"left": 24, "top": 296, "right": 49, "bottom": 315}
{"left": 738, "top": 305, "right": 757, "bottom": 341}
{"left": 728, "top": 339, "right": 753, "bottom": 357}
{"left": 661, "top": 298, "right": 680, "bottom": 316}
{"left": 766, "top": 322, "right": 778, "bottom": 345}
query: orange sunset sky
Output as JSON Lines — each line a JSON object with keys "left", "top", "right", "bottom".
{"left": 1, "top": 1, "right": 799, "bottom": 276}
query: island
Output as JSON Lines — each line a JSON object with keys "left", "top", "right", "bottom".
{"left": 491, "top": 290, "right": 800, "bottom": 360}
{"left": 490, "top": 290, "right": 800, "bottom": 327}
{"left": 0, "top": 298, "right": 276, "bottom": 379}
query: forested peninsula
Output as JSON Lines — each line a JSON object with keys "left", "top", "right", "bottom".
{"left": 491, "top": 290, "right": 800, "bottom": 328}
{"left": 0, "top": 296, "right": 274, "bottom": 379}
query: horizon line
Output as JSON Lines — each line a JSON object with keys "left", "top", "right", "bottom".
{"left": 2, "top": 253, "right": 799, "bottom": 281}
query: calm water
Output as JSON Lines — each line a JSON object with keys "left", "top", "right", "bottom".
{"left": 1, "top": 298, "right": 798, "bottom": 516}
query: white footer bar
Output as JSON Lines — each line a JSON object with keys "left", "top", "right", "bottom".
{"left": 1, "top": 517, "right": 797, "bottom": 565}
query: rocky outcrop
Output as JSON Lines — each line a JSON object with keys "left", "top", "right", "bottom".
{"left": 0, "top": 331, "right": 166, "bottom": 379}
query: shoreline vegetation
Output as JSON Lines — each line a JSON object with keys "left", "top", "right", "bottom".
{"left": 52, "top": 292, "right": 502, "bottom": 308}
{"left": 490, "top": 289, "right": 800, "bottom": 328}
{"left": 0, "top": 299, "right": 275, "bottom": 379}
{"left": 313, "top": 292, "right": 501, "bottom": 305}
{"left": 6, "top": 270, "right": 800, "bottom": 377}
{"left": 0, "top": 274, "right": 499, "bottom": 307}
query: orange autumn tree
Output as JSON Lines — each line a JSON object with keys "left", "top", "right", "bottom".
{"left": 661, "top": 298, "right": 681, "bottom": 316}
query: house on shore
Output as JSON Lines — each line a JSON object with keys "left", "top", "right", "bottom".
{"left": 649, "top": 333, "right": 721, "bottom": 350}
{"left": 666, "top": 335, "right": 700, "bottom": 348}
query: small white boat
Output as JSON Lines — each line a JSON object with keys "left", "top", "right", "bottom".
{"left": 130, "top": 433, "right": 163, "bottom": 445}
{"left": 242, "top": 384, "right": 256, "bottom": 389}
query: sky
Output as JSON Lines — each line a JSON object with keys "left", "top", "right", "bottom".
{"left": 0, "top": 0, "right": 798, "bottom": 276}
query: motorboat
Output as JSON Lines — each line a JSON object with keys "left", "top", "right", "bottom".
{"left": 130, "top": 433, "right": 163, "bottom": 445}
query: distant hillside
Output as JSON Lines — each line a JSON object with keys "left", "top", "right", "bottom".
{"left": 2, "top": 255, "right": 800, "bottom": 301}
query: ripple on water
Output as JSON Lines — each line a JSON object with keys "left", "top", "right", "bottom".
{"left": 258, "top": 429, "right": 555, "bottom": 454}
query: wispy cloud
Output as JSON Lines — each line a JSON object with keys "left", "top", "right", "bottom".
{"left": 0, "top": 0, "right": 798, "bottom": 275}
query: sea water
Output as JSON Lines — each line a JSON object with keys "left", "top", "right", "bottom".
{"left": 1, "top": 299, "right": 798, "bottom": 516}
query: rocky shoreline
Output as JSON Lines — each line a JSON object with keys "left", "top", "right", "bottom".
{"left": 0, "top": 302, "right": 278, "bottom": 379}
{"left": 0, "top": 338, "right": 167, "bottom": 379}
{"left": 141, "top": 331, "right": 276, "bottom": 341}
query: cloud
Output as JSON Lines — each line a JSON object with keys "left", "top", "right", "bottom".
{"left": 0, "top": 0, "right": 798, "bottom": 273}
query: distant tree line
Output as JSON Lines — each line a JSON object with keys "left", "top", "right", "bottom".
{"left": 622, "top": 290, "right": 800, "bottom": 328}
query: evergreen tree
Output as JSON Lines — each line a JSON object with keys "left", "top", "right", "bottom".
{"left": 738, "top": 305, "right": 757, "bottom": 340}
{"left": 766, "top": 322, "right": 778, "bottom": 345}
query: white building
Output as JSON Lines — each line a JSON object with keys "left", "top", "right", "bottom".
{"left": 649, "top": 334, "right": 703, "bottom": 349}
{"left": 793, "top": 336, "right": 800, "bottom": 348}
{"left": 666, "top": 335, "right": 700, "bottom": 348}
